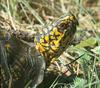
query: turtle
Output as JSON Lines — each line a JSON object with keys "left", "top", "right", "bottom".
{"left": 0, "top": 13, "right": 78, "bottom": 88}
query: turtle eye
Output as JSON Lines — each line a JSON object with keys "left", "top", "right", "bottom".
{"left": 58, "top": 22, "right": 69, "bottom": 31}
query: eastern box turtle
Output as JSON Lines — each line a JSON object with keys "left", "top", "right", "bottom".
{"left": 0, "top": 13, "right": 78, "bottom": 88}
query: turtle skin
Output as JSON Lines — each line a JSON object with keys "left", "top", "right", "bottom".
{"left": 35, "top": 14, "right": 78, "bottom": 66}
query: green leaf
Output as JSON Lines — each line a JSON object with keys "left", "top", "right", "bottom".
{"left": 75, "top": 37, "right": 96, "bottom": 48}
{"left": 72, "top": 77, "right": 86, "bottom": 88}
{"left": 91, "top": 46, "right": 100, "bottom": 55}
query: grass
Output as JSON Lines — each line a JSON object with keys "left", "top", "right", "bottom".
{"left": 0, "top": 0, "right": 100, "bottom": 88}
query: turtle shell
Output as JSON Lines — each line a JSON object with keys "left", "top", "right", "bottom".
{"left": 0, "top": 34, "right": 45, "bottom": 88}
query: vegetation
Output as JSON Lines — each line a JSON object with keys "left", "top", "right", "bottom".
{"left": 0, "top": 0, "right": 100, "bottom": 88}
